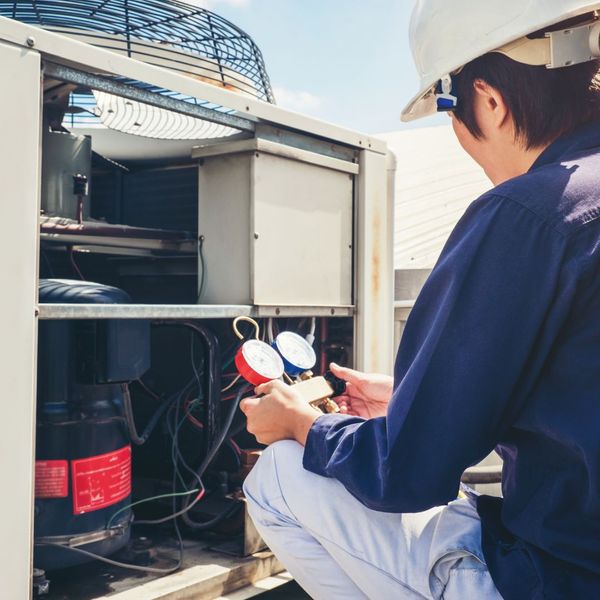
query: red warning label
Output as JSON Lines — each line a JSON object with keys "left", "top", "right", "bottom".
{"left": 35, "top": 460, "right": 68, "bottom": 498}
{"left": 71, "top": 446, "right": 131, "bottom": 515}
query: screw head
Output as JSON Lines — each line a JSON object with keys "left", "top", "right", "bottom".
{"left": 26, "top": 36, "right": 35, "bottom": 47}
{"left": 254, "top": 232, "right": 259, "bottom": 240}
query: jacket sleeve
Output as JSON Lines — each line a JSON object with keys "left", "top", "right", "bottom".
{"left": 302, "top": 194, "right": 572, "bottom": 513}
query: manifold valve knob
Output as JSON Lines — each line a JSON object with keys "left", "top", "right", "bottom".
{"left": 72, "top": 174, "right": 89, "bottom": 196}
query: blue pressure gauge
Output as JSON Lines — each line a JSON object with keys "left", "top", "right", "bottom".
{"left": 273, "top": 331, "right": 317, "bottom": 377}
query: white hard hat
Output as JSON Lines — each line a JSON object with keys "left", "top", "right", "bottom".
{"left": 401, "top": 1, "right": 600, "bottom": 122}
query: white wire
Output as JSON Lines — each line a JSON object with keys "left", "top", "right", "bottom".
{"left": 221, "top": 374, "right": 241, "bottom": 393}
{"left": 267, "top": 318, "right": 274, "bottom": 344}
{"left": 306, "top": 317, "right": 317, "bottom": 346}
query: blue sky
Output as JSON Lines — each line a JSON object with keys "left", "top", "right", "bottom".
{"left": 190, "top": 0, "right": 446, "bottom": 133}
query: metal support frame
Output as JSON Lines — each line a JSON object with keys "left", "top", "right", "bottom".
{"left": 37, "top": 304, "right": 354, "bottom": 320}
{"left": 44, "top": 62, "right": 256, "bottom": 133}
{"left": 354, "top": 150, "right": 395, "bottom": 374}
{"left": 0, "top": 41, "right": 42, "bottom": 600}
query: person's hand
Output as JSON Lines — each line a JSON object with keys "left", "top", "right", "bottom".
{"left": 329, "top": 363, "right": 393, "bottom": 419}
{"left": 240, "top": 380, "right": 320, "bottom": 446}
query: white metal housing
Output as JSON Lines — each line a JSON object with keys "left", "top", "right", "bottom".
{"left": 0, "top": 39, "right": 41, "bottom": 600}
{"left": 0, "top": 14, "right": 394, "bottom": 598}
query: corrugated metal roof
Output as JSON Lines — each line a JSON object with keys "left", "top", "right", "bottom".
{"left": 377, "top": 125, "right": 491, "bottom": 270}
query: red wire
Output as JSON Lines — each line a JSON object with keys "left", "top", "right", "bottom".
{"left": 228, "top": 438, "right": 242, "bottom": 456}
{"left": 184, "top": 395, "right": 204, "bottom": 430}
{"left": 187, "top": 414, "right": 204, "bottom": 430}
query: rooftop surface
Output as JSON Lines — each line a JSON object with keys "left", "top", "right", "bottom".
{"left": 378, "top": 125, "right": 491, "bottom": 271}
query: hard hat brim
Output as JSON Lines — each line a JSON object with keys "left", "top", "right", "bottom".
{"left": 400, "top": 82, "right": 438, "bottom": 122}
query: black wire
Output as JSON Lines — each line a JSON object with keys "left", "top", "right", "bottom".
{"left": 40, "top": 248, "right": 55, "bottom": 277}
{"left": 197, "top": 235, "right": 206, "bottom": 301}
{"left": 181, "top": 385, "right": 249, "bottom": 529}
{"left": 226, "top": 439, "right": 242, "bottom": 469}
{"left": 124, "top": 322, "right": 208, "bottom": 447}
{"left": 171, "top": 397, "right": 204, "bottom": 485}
{"left": 135, "top": 388, "right": 205, "bottom": 526}
{"left": 122, "top": 383, "right": 145, "bottom": 445}
{"left": 133, "top": 325, "right": 212, "bottom": 525}
{"left": 166, "top": 389, "right": 191, "bottom": 491}
{"left": 34, "top": 542, "right": 181, "bottom": 575}
{"left": 228, "top": 414, "right": 249, "bottom": 438}
{"left": 137, "top": 384, "right": 249, "bottom": 526}
{"left": 190, "top": 331, "right": 203, "bottom": 399}
{"left": 152, "top": 321, "right": 221, "bottom": 460}
{"left": 170, "top": 394, "right": 185, "bottom": 573}
{"left": 121, "top": 380, "right": 195, "bottom": 446}
{"left": 170, "top": 388, "right": 203, "bottom": 490}
{"left": 68, "top": 246, "right": 85, "bottom": 280}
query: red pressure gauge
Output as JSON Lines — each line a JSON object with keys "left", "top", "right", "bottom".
{"left": 235, "top": 340, "right": 285, "bottom": 386}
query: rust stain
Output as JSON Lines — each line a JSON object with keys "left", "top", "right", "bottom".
{"left": 190, "top": 73, "right": 244, "bottom": 94}
{"left": 371, "top": 211, "right": 382, "bottom": 297}
{"left": 370, "top": 210, "right": 382, "bottom": 369}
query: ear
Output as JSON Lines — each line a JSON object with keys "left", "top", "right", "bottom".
{"left": 472, "top": 79, "right": 510, "bottom": 131}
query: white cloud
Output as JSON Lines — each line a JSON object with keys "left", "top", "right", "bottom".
{"left": 272, "top": 87, "right": 324, "bottom": 113}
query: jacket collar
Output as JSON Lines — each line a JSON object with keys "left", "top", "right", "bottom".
{"left": 529, "top": 122, "right": 600, "bottom": 172}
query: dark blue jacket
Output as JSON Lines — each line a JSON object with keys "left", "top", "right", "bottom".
{"left": 303, "top": 124, "right": 600, "bottom": 599}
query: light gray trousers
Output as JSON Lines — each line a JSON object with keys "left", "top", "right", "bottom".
{"left": 243, "top": 440, "right": 502, "bottom": 599}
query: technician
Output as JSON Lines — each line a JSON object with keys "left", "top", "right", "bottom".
{"left": 241, "top": 2, "right": 600, "bottom": 598}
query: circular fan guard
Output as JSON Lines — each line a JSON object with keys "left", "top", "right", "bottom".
{"left": 1, "top": 0, "right": 275, "bottom": 139}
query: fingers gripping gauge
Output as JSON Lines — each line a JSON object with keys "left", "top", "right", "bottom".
{"left": 235, "top": 340, "right": 284, "bottom": 386}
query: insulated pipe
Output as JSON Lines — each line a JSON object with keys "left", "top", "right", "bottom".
{"left": 121, "top": 381, "right": 195, "bottom": 445}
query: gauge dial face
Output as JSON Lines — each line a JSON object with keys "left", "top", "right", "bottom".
{"left": 275, "top": 331, "right": 317, "bottom": 371}
{"left": 241, "top": 340, "right": 284, "bottom": 380}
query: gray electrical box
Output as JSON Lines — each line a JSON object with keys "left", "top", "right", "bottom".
{"left": 41, "top": 130, "right": 92, "bottom": 220}
{"left": 194, "top": 139, "right": 356, "bottom": 307}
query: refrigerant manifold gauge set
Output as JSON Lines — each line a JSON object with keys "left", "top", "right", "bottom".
{"left": 232, "top": 317, "right": 341, "bottom": 413}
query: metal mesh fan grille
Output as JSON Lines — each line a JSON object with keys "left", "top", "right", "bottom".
{"left": 1, "top": 0, "right": 274, "bottom": 102}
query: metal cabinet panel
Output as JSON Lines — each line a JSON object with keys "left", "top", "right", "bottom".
{"left": 198, "top": 154, "right": 252, "bottom": 305}
{"left": 0, "top": 41, "right": 42, "bottom": 600}
{"left": 251, "top": 153, "right": 353, "bottom": 306}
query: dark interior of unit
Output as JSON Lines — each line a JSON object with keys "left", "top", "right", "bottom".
{"left": 35, "top": 78, "right": 354, "bottom": 599}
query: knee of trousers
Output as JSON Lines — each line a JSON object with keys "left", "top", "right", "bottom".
{"left": 243, "top": 440, "right": 304, "bottom": 513}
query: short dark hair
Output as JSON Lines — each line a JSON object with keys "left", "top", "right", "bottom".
{"left": 452, "top": 53, "right": 600, "bottom": 149}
